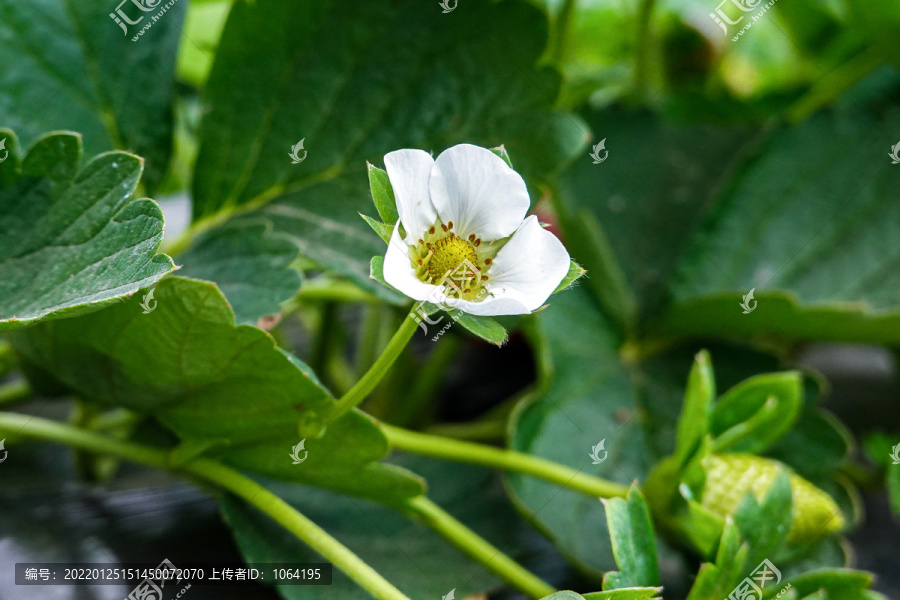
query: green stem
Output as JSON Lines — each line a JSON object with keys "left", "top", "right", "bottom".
{"left": 382, "top": 424, "right": 630, "bottom": 499}
{"left": 0, "top": 411, "right": 410, "bottom": 600}
{"left": 423, "top": 420, "right": 507, "bottom": 442}
{"left": 329, "top": 307, "right": 420, "bottom": 423}
{"left": 404, "top": 496, "right": 555, "bottom": 599}
{"left": 0, "top": 380, "right": 32, "bottom": 407}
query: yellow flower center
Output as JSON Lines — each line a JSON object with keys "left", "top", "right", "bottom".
{"left": 426, "top": 234, "right": 478, "bottom": 282}
{"left": 407, "top": 220, "right": 500, "bottom": 303}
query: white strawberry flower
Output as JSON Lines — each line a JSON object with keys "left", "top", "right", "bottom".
{"left": 382, "top": 143, "right": 570, "bottom": 316}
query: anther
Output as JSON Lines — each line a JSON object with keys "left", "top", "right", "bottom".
{"left": 418, "top": 239, "right": 425, "bottom": 245}
{"left": 429, "top": 226, "right": 436, "bottom": 235}
{"left": 448, "top": 221, "right": 454, "bottom": 230}
{"left": 469, "top": 234, "right": 476, "bottom": 242}
{"left": 441, "top": 224, "right": 448, "bottom": 232}
{"left": 474, "top": 238, "right": 481, "bottom": 247}
{"left": 484, "top": 258, "right": 492, "bottom": 265}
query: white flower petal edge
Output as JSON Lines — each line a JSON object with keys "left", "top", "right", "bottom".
{"left": 429, "top": 144, "right": 530, "bottom": 241}
{"left": 383, "top": 223, "right": 443, "bottom": 302}
{"left": 449, "top": 216, "right": 570, "bottom": 316}
{"left": 384, "top": 149, "right": 437, "bottom": 243}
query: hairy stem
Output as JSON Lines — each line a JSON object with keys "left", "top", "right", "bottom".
{"left": 382, "top": 424, "right": 630, "bottom": 499}
{"left": 403, "top": 496, "right": 555, "bottom": 599}
{"left": 0, "top": 412, "right": 411, "bottom": 600}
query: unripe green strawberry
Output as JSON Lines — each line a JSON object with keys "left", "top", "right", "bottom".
{"left": 701, "top": 453, "right": 845, "bottom": 545}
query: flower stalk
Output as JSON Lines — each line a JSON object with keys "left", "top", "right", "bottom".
{"left": 403, "top": 496, "right": 555, "bottom": 599}
{"left": 381, "top": 423, "right": 630, "bottom": 499}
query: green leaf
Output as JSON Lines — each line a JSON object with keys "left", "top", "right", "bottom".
{"left": 553, "top": 109, "right": 755, "bottom": 322}
{"left": 553, "top": 260, "right": 588, "bottom": 294}
{"left": 366, "top": 163, "right": 398, "bottom": 225}
{"left": 664, "top": 108, "right": 900, "bottom": 344}
{"left": 711, "top": 372, "right": 804, "bottom": 455}
{"left": 223, "top": 456, "right": 540, "bottom": 600}
{"left": 453, "top": 312, "right": 508, "bottom": 346}
{"left": 176, "top": 219, "right": 302, "bottom": 325}
{"left": 685, "top": 520, "right": 749, "bottom": 600}
{"left": 191, "top": 0, "right": 587, "bottom": 297}
{"left": 602, "top": 486, "right": 660, "bottom": 589}
{"left": 675, "top": 350, "right": 715, "bottom": 469}
{"left": 360, "top": 213, "right": 393, "bottom": 245}
{"left": 508, "top": 286, "right": 652, "bottom": 575}
{"left": 769, "top": 408, "right": 851, "bottom": 482}
{"left": 0, "top": 0, "right": 185, "bottom": 192}
{"left": 732, "top": 470, "right": 793, "bottom": 566}
{"left": 0, "top": 131, "right": 174, "bottom": 332}
{"left": 491, "top": 145, "right": 514, "bottom": 169}
{"left": 10, "top": 276, "right": 424, "bottom": 502}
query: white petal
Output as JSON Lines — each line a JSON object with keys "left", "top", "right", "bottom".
{"left": 384, "top": 149, "right": 437, "bottom": 242}
{"left": 383, "top": 224, "right": 443, "bottom": 302}
{"left": 466, "top": 215, "right": 570, "bottom": 315}
{"left": 442, "top": 294, "right": 533, "bottom": 317}
{"left": 429, "top": 144, "right": 530, "bottom": 241}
